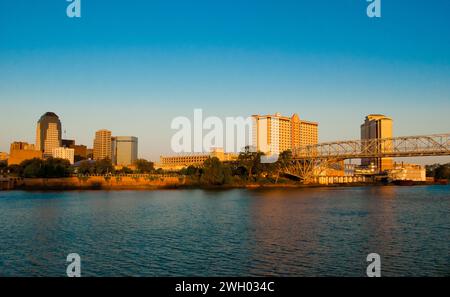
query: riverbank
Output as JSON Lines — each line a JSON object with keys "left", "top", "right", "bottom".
{"left": 0, "top": 176, "right": 441, "bottom": 191}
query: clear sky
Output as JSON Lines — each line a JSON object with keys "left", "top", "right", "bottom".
{"left": 1, "top": 0, "right": 449, "bottom": 164}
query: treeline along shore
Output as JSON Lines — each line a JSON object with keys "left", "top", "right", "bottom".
{"left": 1, "top": 175, "right": 383, "bottom": 191}
{"left": 1, "top": 148, "right": 449, "bottom": 191}
{"left": 1, "top": 173, "right": 443, "bottom": 191}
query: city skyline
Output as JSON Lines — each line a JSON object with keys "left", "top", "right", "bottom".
{"left": 0, "top": 1, "right": 449, "bottom": 281}
{"left": 1, "top": 110, "right": 449, "bottom": 166}
{"left": 1, "top": 1, "right": 450, "bottom": 164}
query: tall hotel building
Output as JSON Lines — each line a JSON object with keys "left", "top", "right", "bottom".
{"left": 360, "top": 114, "right": 393, "bottom": 171}
{"left": 111, "top": 136, "right": 138, "bottom": 166}
{"left": 36, "top": 112, "right": 62, "bottom": 158}
{"left": 93, "top": 129, "right": 112, "bottom": 160}
{"left": 252, "top": 113, "right": 318, "bottom": 155}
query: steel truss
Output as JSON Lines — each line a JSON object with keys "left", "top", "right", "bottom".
{"left": 292, "top": 133, "right": 450, "bottom": 160}
{"left": 287, "top": 133, "right": 450, "bottom": 182}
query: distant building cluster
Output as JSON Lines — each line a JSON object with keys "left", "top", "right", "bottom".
{"left": 2, "top": 112, "right": 138, "bottom": 169}
{"left": 0, "top": 111, "right": 427, "bottom": 182}
{"left": 159, "top": 112, "right": 319, "bottom": 170}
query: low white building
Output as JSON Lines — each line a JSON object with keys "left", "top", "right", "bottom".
{"left": 52, "top": 147, "right": 75, "bottom": 164}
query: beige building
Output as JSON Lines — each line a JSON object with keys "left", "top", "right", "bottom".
{"left": 252, "top": 113, "right": 318, "bottom": 155}
{"left": 10, "top": 142, "right": 35, "bottom": 151}
{"left": 360, "top": 114, "right": 393, "bottom": 171}
{"left": 8, "top": 142, "right": 42, "bottom": 166}
{"left": 52, "top": 147, "right": 75, "bottom": 164}
{"left": 159, "top": 148, "right": 238, "bottom": 170}
{"left": 71, "top": 144, "right": 87, "bottom": 160}
{"left": 36, "top": 112, "right": 62, "bottom": 158}
{"left": 93, "top": 129, "right": 112, "bottom": 161}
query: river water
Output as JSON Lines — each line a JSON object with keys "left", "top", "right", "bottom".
{"left": 0, "top": 186, "right": 449, "bottom": 276}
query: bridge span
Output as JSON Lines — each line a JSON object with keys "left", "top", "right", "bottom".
{"left": 286, "top": 133, "right": 450, "bottom": 182}
{"left": 292, "top": 133, "right": 450, "bottom": 160}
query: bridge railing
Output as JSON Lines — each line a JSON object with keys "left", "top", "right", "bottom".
{"left": 292, "top": 133, "right": 450, "bottom": 160}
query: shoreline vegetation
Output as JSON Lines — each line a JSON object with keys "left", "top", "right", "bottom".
{"left": 2, "top": 182, "right": 442, "bottom": 192}
{"left": 0, "top": 176, "right": 445, "bottom": 192}
{"left": 1, "top": 147, "right": 449, "bottom": 191}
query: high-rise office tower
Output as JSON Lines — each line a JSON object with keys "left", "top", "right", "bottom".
{"left": 93, "top": 129, "right": 112, "bottom": 161}
{"left": 111, "top": 136, "right": 138, "bottom": 166}
{"left": 36, "top": 112, "right": 62, "bottom": 158}
{"left": 360, "top": 114, "right": 393, "bottom": 171}
{"left": 252, "top": 113, "right": 318, "bottom": 155}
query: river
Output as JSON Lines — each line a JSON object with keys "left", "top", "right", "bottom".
{"left": 0, "top": 186, "right": 448, "bottom": 276}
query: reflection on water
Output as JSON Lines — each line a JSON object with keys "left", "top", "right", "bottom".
{"left": 0, "top": 186, "right": 449, "bottom": 276}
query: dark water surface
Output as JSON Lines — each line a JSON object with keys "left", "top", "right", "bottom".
{"left": 0, "top": 186, "right": 449, "bottom": 276}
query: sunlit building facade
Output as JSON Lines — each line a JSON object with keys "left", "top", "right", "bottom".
{"left": 36, "top": 112, "right": 62, "bottom": 158}
{"left": 0, "top": 152, "right": 9, "bottom": 162}
{"left": 93, "top": 129, "right": 112, "bottom": 161}
{"left": 71, "top": 144, "right": 87, "bottom": 161}
{"left": 360, "top": 114, "right": 393, "bottom": 171}
{"left": 111, "top": 136, "right": 138, "bottom": 166}
{"left": 52, "top": 147, "right": 75, "bottom": 164}
{"left": 8, "top": 141, "right": 42, "bottom": 166}
{"left": 252, "top": 113, "right": 318, "bottom": 155}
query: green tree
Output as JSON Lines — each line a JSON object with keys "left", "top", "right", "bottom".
{"left": 200, "top": 157, "right": 232, "bottom": 185}
{"left": 134, "top": 159, "right": 154, "bottom": 173}
{"left": 21, "top": 158, "right": 44, "bottom": 178}
{"left": 274, "top": 150, "right": 293, "bottom": 183}
{"left": 181, "top": 165, "right": 200, "bottom": 176}
{"left": 95, "top": 158, "right": 114, "bottom": 174}
{"left": 7, "top": 164, "right": 23, "bottom": 176}
{"left": 434, "top": 163, "right": 450, "bottom": 180}
{"left": 20, "top": 158, "right": 71, "bottom": 178}
{"left": 237, "top": 146, "right": 265, "bottom": 179}
{"left": 117, "top": 167, "right": 133, "bottom": 174}
{"left": 77, "top": 160, "right": 96, "bottom": 174}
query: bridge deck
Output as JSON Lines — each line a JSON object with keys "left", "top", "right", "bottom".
{"left": 292, "top": 133, "right": 450, "bottom": 160}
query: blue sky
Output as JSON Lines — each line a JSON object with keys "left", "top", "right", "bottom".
{"left": 0, "top": 0, "right": 449, "bottom": 163}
